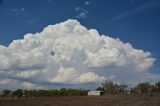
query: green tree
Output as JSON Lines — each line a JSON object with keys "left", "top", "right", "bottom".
{"left": 118, "top": 84, "right": 128, "bottom": 93}
{"left": 137, "top": 82, "right": 151, "bottom": 93}
{"left": 155, "top": 81, "right": 160, "bottom": 92}
{"left": 12, "top": 89, "right": 23, "bottom": 98}
{"left": 130, "top": 87, "right": 138, "bottom": 94}
{"left": 101, "top": 80, "right": 114, "bottom": 94}
{"left": 2, "top": 90, "right": 11, "bottom": 97}
{"left": 96, "top": 87, "right": 104, "bottom": 91}
{"left": 101, "top": 80, "right": 128, "bottom": 94}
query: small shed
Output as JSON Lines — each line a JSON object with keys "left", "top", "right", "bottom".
{"left": 88, "top": 90, "right": 104, "bottom": 96}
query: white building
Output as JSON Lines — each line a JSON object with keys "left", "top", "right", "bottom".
{"left": 88, "top": 90, "right": 104, "bottom": 96}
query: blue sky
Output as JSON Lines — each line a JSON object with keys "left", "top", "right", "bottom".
{"left": 0, "top": 0, "right": 160, "bottom": 89}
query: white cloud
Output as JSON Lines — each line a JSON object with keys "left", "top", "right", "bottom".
{"left": 11, "top": 8, "right": 25, "bottom": 12}
{"left": 22, "top": 82, "right": 42, "bottom": 89}
{"left": 76, "top": 12, "right": 88, "bottom": 18}
{"left": 75, "top": 7, "right": 81, "bottom": 11}
{"left": 75, "top": 0, "right": 92, "bottom": 18}
{"left": 11, "top": 8, "right": 18, "bottom": 12}
{"left": 85, "top": 1, "right": 91, "bottom": 5}
{"left": 27, "top": 19, "right": 36, "bottom": 24}
{"left": 21, "top": 8, "right": 25, "bottom": 11}
{"left": 47, "top": 0, "right": 52, "bottom": 3}
{"left": 0, "top": 19, "right": 157, "bottom": 89}
{"left": 50, "top": 66, "right": 106, "bottom": 84}
{"left": 78, "top": 72, "right": 106, "bottom": 83}
{"left": 75, "top": 7, "right": 88, "bottom": 18}
{"left": 0, "top": 79, "right": 11, "bottom": 85}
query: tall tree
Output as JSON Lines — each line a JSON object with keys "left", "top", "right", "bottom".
{"left": 12, "top": 89, "right": 23, "bottom": 98}
{"left": 137, "top": 82, "right": 151, "bottom": 93}
{"left": 2, "top": 90, "right": 11, "bottom": 97}
{"left": 155, "top": 81, "right": 160, "bottom": 92}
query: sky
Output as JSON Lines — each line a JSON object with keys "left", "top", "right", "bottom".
{"left": 0, "top": 0, "right": 160, "bottom": 90}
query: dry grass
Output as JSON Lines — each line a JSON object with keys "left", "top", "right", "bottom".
{"left": 0, "top": 93, "right": 160, "bottom": 106}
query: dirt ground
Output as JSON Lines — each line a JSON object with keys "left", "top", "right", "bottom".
{"left": 0, "top": 94, "right": 160, "bottom": 106}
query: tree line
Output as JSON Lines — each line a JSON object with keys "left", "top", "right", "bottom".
{"left": 1, "top": 88, "right": 87, "bottom": 98}
{"left": 130, "top": 81, "right": 160, "bottom": 94}
{"left": 96, "top": 80, "right": 160, "bottom": 95}
{"left": 1, "top": 81, "right": 160, "bottom": 98}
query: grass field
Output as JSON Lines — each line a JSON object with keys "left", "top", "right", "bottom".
{"left": 0, "top": 94, "right": 160, "bottom": 106}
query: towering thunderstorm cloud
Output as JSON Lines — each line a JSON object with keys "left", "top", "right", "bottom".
{"left": 0, "top": 19, "right": 157, "bottom": 89}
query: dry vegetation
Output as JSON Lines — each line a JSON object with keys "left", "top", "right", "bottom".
{"left": 0, "top": 93, "right": 160, "bottom": 106}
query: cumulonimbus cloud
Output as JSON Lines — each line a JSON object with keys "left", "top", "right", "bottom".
{"left": 0, "top": 19, "right": 156, "bottom": 89}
